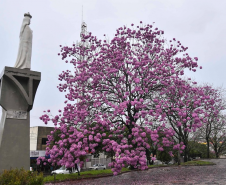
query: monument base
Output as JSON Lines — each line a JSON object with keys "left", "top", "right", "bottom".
{"left": 0, "top": 109, "right": 30, "bottom": 172}
{"left": 0, "top": 67, "right": 41, "bottom": 173}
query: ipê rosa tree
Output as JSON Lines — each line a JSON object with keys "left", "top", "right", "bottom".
{"left": 159, "top": 79, "right": 217, "bottom": 162}
{"left": 39, "top": 22, "right": 201, "bottom": 175}
{"left": 134, "top": 123, "right": 179, "bottom": 165}
{"left": 148, "top": 125, "right": 182, "bottom": 164}
{"left": 36, "top": 125, "right": 88, "bottom": 176}
{"left": 196, "top": 85, "right": 226, "bottom": 158}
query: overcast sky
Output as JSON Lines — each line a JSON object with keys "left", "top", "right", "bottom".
{"left": 0, "top": 0, "right": 225, "bottom": 127}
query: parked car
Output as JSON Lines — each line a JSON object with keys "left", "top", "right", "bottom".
{"left": 89, "top": 164, "right": 106, "bottom": 170}
{"left": 51, "top": 166, "right": 80, "bottom": 175}
{"left": 153, "top": 160, "right": 163, "bottom": 165}
{"left": 127, "top": 164, "right": 141, "bottom": 169}
{"left": 167, "top": 161, "right": 174, "bottom": 165}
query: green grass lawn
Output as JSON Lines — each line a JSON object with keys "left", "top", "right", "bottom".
{"left": 148, "top": 160, "right": 215, "bottom": 167}
{"left": 181, "top": 160, "right": 215, "bottom": 166}
{"left": 148, "top": 164, "right": 167, "bottom": 167}
{"left": 44, "top": 168, "right": 131, "bottom": 183}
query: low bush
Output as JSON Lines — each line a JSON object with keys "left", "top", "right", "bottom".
{"left": 0, "top": 168, "right": 44, "bottom": 185}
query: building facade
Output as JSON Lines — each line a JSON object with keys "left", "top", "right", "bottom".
{"left": 30, "top": 126, "right": 54, "bottom": 171}
{"left": 30, "top": 126, "right": 111, "bottom": 171}
{"left": 30, "top": 126, "right": 54, "bottom": 151}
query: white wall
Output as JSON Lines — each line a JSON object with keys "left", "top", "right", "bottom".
{"left": 30, "top": 127, "right": 38, "bottom": 150}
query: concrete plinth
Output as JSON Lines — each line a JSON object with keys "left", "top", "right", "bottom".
{"left": 0, "top": 67, "right": 41, "bottom": 172}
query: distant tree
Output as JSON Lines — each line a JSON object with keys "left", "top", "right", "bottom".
{"left": 159, "top": 80, "right": 215, "bottom": 162}
{"left": 188, "top": 141, "right": 211, "bottom": 158}
{"left": 196, "top": 86, "right": 226, "bottom": 158}
{"left": 209, "top": 114, "right": 226, "bottom": 158}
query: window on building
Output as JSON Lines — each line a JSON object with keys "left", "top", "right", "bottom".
{"left": 42, "top": 138, "right": 48, "bottom": 145}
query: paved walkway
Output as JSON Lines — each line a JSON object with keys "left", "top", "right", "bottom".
{"left": 45, "top": 159, "right": 226, "bottom": 185}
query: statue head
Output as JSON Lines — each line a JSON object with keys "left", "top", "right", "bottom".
{"left": 24, "top": 12, "right": 32, "bottom": 25}
{"left": 24, "top": 12, "right": 32, "bottom": 19}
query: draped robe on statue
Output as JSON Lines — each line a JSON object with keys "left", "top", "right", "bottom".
{"left": 14, "top": 17, "right": 33, "bottom": 69}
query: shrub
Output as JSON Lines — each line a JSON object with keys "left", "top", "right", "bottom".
{"left": 157, "top": 150, "right": 172, "bottom": 163}
{"left": 0, "top": 168, "right": 44, "bottom": 185}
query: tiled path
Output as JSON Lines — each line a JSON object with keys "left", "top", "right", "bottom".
{"left": 45, "top": 159, "right": 226, "bottom": 185}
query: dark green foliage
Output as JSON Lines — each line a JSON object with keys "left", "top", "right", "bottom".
{"left": 0, "top": 168, "right": 44, "bottom": 185}
{"left": 157, "top": 150, "right": 172, "bottom": 163}
{"left": 188, "top": 141, "right": 215, "bottom": 158}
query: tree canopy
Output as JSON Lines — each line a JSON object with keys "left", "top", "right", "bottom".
{"left": 38, "top": 22, "right": 220, "bottom": 175}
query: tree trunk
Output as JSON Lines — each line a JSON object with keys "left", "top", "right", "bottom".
{"left": 150, "top": 149, "right": 157, "bottom": 165}
{"left": 182, "top": 138, "right": 190, "bottom": 162}
{"left": 145, "top": 149, "right": 151, "bottom": 166}
{"left": 214, "top": 146, "right": 219, "bottom": 158}
{"left": 129, "top": 165, "right": 136, "bottom": 170}
{"left": 178, "top": 137, "right": 182, "bottom": 165}
{"left": 206, "top": 138, "right": 210, "bottom": 158}
{"left": 75, "top": 164, "right": 80, "bottom": 176}
{"left": 184, "top": 146, "right": 188, "bottom": 162}
{"left": 177, "top": 150, "right": 181, "bottom": 165}
{"left": 216, "top": 152, "right": 219, "bottom": 158}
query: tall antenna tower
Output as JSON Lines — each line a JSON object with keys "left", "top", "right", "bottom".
{"left": 82, "top": 5, "right": 83, "bottom": 23}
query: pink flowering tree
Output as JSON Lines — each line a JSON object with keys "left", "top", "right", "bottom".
{"left": 36, "top": 125, "right": 88, "bottom": 176}
{"left": 148, "top": 125, "right": 181, "bottom": 164}
{"left": 156, "top": 79, "right": 217, "bottom": 162}
{"left": 195, "top": 86, "right": 226, "bottom": 158}
{"left": 138, "top": 124, "right": 179, "bottom": 165}
{"left": 39, "top": 22, "right": 201, "bottom": 174}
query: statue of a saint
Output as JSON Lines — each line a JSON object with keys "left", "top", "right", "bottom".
{"left": 14, "top": 12, "right": 33, "bottom": 69}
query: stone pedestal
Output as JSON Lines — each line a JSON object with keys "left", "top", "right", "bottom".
{"left": 0, "top": 67, "right": 41, "bottom": 172}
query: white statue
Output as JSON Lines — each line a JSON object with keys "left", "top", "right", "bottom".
{"left": 14, "top": 12, "right": 33, "bottom": 69}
